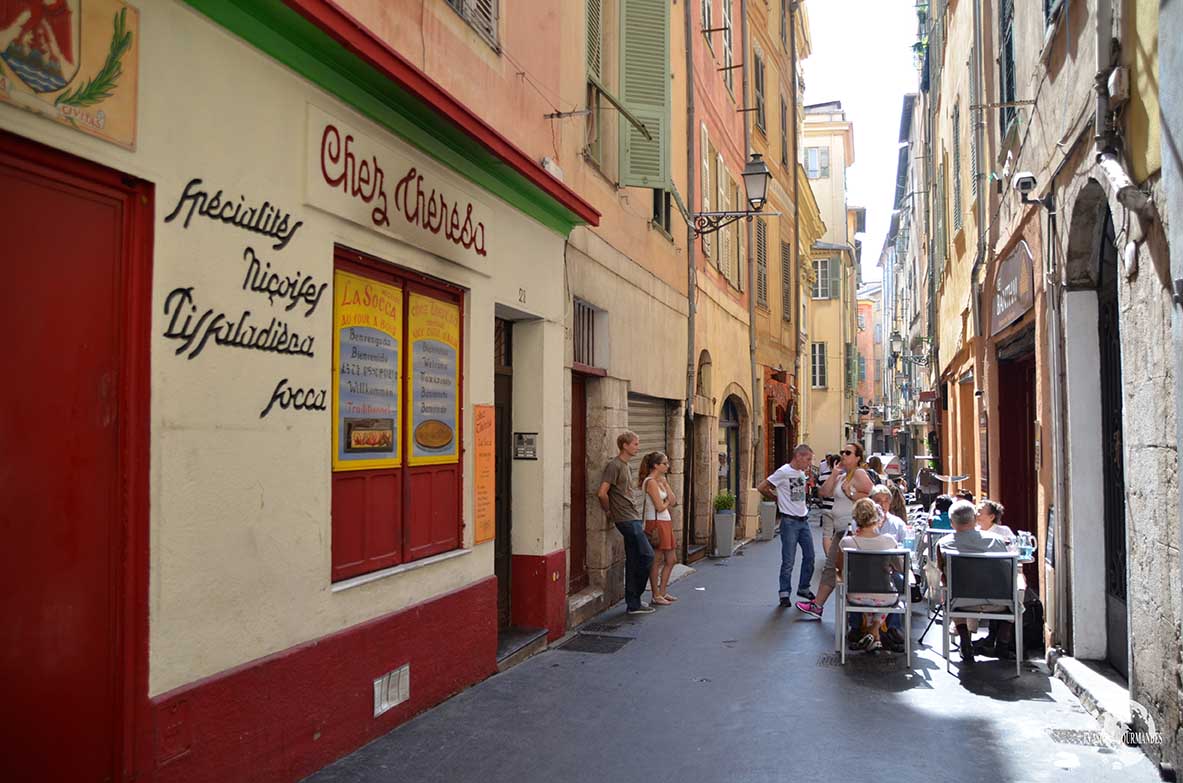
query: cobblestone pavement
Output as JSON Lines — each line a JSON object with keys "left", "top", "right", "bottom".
{"left": 307, "top": 519, "right": 1161, "bottom": 783}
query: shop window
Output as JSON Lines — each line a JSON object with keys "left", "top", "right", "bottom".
{"left": 331, "top": 249, "right": 464, "bottom": 582}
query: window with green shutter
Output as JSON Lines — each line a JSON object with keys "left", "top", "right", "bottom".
{"left": 952, "top": 103, "right": 962, "bottom": 230}
{"left": 968, "top": 51, "right": 979, "bottom": 200}
{"left": 587, "top": 0, "right": 602, "bottom": 79}
{"left": 756, "top": 218, "right": 768, "bottom": 307}
{"left": 620, "top": 0, "right": 670, "bottom": 188}
{"left": 781, "top": 240, "right": 792, "bottom": 322}
{"left": 753, "top": 50, "right": 766, "bottom": 132}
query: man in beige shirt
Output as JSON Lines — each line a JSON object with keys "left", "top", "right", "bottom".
{"left": 597, "top": 430, "right": 655, "bottom": 614}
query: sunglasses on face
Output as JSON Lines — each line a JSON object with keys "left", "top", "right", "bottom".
{"left": 840, "top": 450, "right": 854, "bottom": 456}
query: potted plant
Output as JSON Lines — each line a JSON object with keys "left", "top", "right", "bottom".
{"left": 713, "top": 490, "right": 737, "bottom": 557}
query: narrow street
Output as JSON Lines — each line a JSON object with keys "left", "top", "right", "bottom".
{"left": 309, "top": 520, "right": 1158, "bottom": 783}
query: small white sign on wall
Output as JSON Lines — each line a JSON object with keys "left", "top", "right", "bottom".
{"left": 305, "top": 104, "right": 492, "bottom": 272}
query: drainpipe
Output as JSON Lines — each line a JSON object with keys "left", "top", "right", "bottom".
{"left": 683, "top": 0, "right": 698, "bottom": 553}
{"left": 742, "top": 0, "right": 762, "bottom": 484}
{"left": 969, "top": 0, "right": 987, "bottom": 336}
{"left": 790, "top": 0, "right": 802, "bottom": 445}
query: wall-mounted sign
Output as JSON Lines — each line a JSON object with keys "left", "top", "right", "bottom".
{"left": 473, "top": 405, "right": 495, "bottom": 544}
{"left": 0, "top": 1, "right": 139, "bottom": 148}
{"left": 513, "top": 432, "right": 537, "bottom": 460}
{"left": 332, "top": 270, "right": 402, "bottom": 471}
{"left": 306, "top": 104, "right": 492, "bottom": 272}
{"left": 918, "top": 390, "right": 938, "bottom": 402}
{"left": 407, "top": 293, "right": 460, "bottom": 466}
{"left": 991, "top": 241, "right": 1035, "bottom": 336}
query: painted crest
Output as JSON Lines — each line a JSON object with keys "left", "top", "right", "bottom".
{"left": 0, "top": 1, "right": 81, "bottom": 94}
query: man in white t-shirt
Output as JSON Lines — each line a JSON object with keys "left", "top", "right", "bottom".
{"left": 758, "top": 443, "right": 816, "bottom": 607}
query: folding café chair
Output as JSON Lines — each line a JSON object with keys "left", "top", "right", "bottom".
{"left": 835, "top": 549, "right": 913, "bottom": 668}
{"left": 941, "top": 551, "right": 1024, "bottom": 677}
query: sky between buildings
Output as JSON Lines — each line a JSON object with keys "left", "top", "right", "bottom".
{"left": 801, "top": 0, "right": 921, "bottom": 283}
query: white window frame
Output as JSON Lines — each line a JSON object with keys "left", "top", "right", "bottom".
{"left": 812, "top": 258, "right": 831, "bottom": 299}
{"left": 811, "top": 342, "right": 828, "bottom": 388}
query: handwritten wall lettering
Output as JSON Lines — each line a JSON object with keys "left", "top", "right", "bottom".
{"left": 312, "top": 114, "right": 488, "bottom": 259}
{"left": 162, "top": 287, "right": 316, "bottom": 360}
{"left": 260, "top": 378, "right": 328, "bottom": 418}
{"left": 393, "top": 168, "right": 486, "bottom": 256}
{"left": 320, "top": 125, "right": 390, "bottom": 227}
{"left": 242, "top": 247, "right": 328, "bottom": 316}
{"left": 164, "top": 178, "right": 304, "bottom": 250}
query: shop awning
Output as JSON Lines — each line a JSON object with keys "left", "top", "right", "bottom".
{"left": 184, "top": 0, "right": 600, "bottom": 235}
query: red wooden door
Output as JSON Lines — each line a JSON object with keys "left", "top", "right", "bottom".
{"left": 569, "top": 375, "right": 588, "bottom": 594}
{"left": 0, "top": 135, "right": 142, "bottom": 781}
{"left": 998, "top": 352, "right": 1038, "bottom": 589}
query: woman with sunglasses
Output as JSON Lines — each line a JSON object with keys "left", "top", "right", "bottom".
{"left": 796, "top": 442, "right": 874, "bottom": 619}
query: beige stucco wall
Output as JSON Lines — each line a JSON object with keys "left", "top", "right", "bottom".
{"left": 0, "top": 0, "right": 573, "bottom": 695}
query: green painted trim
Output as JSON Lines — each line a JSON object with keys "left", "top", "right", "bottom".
{"left": 182, "top": 0, "right": 580, "bottom": 235}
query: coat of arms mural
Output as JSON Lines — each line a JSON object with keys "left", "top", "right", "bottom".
{"left": 0, "top": 0, "right": 138, "bottom": 148}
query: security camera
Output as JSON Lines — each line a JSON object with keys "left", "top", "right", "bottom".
{"left": 1013, "top": 172, "right": 1037, "bottom": 195}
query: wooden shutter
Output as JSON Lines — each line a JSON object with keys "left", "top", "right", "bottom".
{"left": 620, "top": 0, "right": 670, "bottom": 187}
{"left": 952, "top": 104, "right": 962, "bottom": 230}
{"left": 587, "top": 0, "right": 602, "bottom": 79}
{"left": 754, "top": 51, "right": 766, "bottom": 129}
{"left": 781, "top": 240, "right": 792, "bottom": 322}
{"left": 718, "top": 154, "right": 728, "bottom": 270}
{"left": 701, "top": 125, "right": 711, "bottom": 255}
{"left": 736, "top": 201, "right": 745, "bottom": 290}
{"left": 756, "top": 218, "right": 768, "bottom": 306}
{"left": 968, "top": 52, "right": 979, "bottom": 199}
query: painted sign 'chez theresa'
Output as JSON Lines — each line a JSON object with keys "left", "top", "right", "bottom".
{"left": 306, "top": 105, "right": 490, "bottom": 268}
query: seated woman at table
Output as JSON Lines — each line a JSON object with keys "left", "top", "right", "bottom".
{"left": 936, "top": 501, "right": 1017, "bottom": 662}
{"left": 836, "top": 499, "right": 903, "bottom": 654}
{"left": 975, "top": 499, "right": 1014, "bottom": 541}
{"left": 928, "top": 494, "right": 955, "bottom": 530}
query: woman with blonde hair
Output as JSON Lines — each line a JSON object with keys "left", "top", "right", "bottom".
{"left": 796, "top": 442, "right": 875, "bottom": 619}
{"left": 639, "top": 451, "right": 678, "bottom": 605}
{"left": 835, "top": 498, "right": 903, "bottom": 653}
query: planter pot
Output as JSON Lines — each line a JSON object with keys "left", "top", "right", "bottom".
{"left": 713, "top": 509, "right": 736, "bottom": 557}
{"left": 757, "top": 500, "right": 778, "bottom": 541}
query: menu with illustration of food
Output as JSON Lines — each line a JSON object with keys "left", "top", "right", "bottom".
{"left": 332, "top": 270, "right": 402, "bottom": 470}
{"left": 407, "top": 292, "right": 460, "bottom": 466}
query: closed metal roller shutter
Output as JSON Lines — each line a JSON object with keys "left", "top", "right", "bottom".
{"left": 627, "top": 394, "right": 670, "bottom": 476}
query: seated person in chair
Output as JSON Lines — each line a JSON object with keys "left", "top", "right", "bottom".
{"left": 936, "top": 500, "right": 1020, "bottom": 662}
{"left": 836, "top": 499, "right": 903, "bottom": 654}
{"left": 928, "top": 494, "right": 955, "bottom": 530}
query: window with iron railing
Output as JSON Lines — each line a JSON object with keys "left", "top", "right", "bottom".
{"left": 446, "top": 0, "right": 499, "bottom": 51}
{"left": 573, "top": 299, "right": 598, "bottom": 368}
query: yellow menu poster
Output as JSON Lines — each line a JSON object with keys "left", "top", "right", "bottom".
{"left": 473, "top": 405, "right": 494, "bottom": 544}
{"left": 332, "top": 270, "right": 402, "bottom": 471}
{"left": 407, "top": 293, "right": 460, "bottom": 466}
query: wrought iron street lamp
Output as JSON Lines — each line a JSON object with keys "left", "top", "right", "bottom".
{"left": 890, "top": 330, "right": 931, "bottom": 367}
{"left": 692, "top": 154, "right": 776, "bottom": 237}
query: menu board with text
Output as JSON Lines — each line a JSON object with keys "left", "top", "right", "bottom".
{"left": 407, "top": 293, "right": 460, "bottom": 465}
{"left": 332, "top": 270, "right": 402, "bottom": 470}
